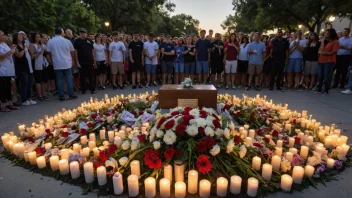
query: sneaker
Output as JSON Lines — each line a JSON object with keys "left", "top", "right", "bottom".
{"left": 245, "top": 86, "right": 251, "bottom": 91}
{"left": 153, "top": 81, "right": 158, "bottom": 86}
{"left": 232, "top": 85, "right": 236, "bottom": 90}
{"left": 225, "top": 85, "right": 229, "bottom": 90}
{"left": 21, "top": 101, "right": 31, "bottom": 106}
{"left": 68, "top": 96, "right": 78, "bottom": 100}
{"left": 341, "top": 89, "right": 352, "bottom": 94}
{"left": 145, "top": 83, "right": 150, "bottom": 88}
{"left": 29, "top": 100, "right": 37, "bottom": 105}
{"left": 132, "top": 85, "right": 136, "bottom": 89}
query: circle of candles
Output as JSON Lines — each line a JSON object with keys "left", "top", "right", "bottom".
{"left": 327, "top": 158, "right": 335, "bottom": 169}
{"left": 113, "top": 172, "right": 124, "bottom": 195}
{"left": 174, "top": 160, "right": 185, "bottom": 182}
{"left": 144, "top": 177, "right": 156, "bottom": 198}
{"left": 247, "top": 177, "right": 259, "bottom": 197}
{"left": 59, "top": 159, "right": 69, "bottom": 175}
{"left": 188, "top": 170, "right": 198, "bottom": 194}
{"left": 251, "top": 156, "right": 261, "bottom": 171}
{"left": 300, "top": 146, "right": 309, "bottom": 159}
{"left": 175, "top": 181, "right": 186, "bottom": 198}
{"left": 28, "top": 151, "right": 37, "bottom": 165}
{"left": 130, "top": 160, "right": 141, "bottom": 178}
{"left": 230, "top": 175, "right": 242, "bottom": 194}
{"left": 292, "top": 166, "right": 304, "bottom": 184}
{"left": 304, "top": 165, "right": 315, "bottom": 177}
{"left": 271, "top": 155, "right": 281, "bottom": 171}
{"left": 36, "top": 156, "right": 46, "bottom": 169}
{"left": 216, "top": 177, "right": 228, "bottom": 197}
{"left": 128, "top": 174, "right": 139, "bottom": 197}
{"left": 70, "top": 161, "right": 80, "bottom": 179}
{"left": 97, "top": 166, "right": 107, "bottom": 186}
{"left": 281, "top": 174, "right": 293, "bottom": 192}
{"left": 262, "top": 163, "right": 273, "bottom": 181}
{"left": 84, "top": 162, "right": 94, "bottom": 183}
{"left": 159, "top": 178, "right": 170, "bottom": 198}
{"left": 164, "top": 164, "right": 172, "bottom": 183}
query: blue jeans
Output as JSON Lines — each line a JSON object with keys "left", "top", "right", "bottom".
{"left": 175, "top": 62, "right": 184, "bottom": 73}
{"left": 55, "top": 68, "right": 75, "bottom": 98}
{"left": 17, "top": 72, "right": 32, "bottom": 102}
{"left": 348, "top": 65, "right": 352, "bottom": 90}
{"left": 196, "top": 61, "right": 209, "bottom": 74}
{"left": 317, "top": 62, "right": 334, "bottom": 92}
{"left": 184, "top": 62, "right": 195, "bottom": 74}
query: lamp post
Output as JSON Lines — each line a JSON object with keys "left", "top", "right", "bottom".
{"left": 104, "top": 22, "right": 110, "bottom": 34}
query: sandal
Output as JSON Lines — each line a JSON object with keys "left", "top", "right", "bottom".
{"left": 6, "top": 105, "right": 19, "bottom": 110}
{"left": 1, "top": 108, "right": 11, "bottom": 112}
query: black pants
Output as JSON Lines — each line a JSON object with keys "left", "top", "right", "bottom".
{"left": 79, "top": 65, "right": 95, "bottom": 92}
{"left": 269, "top": 59, "right": 285, "bottom": 89}
{"left": 334, "top": 55, "right": 351, "bottom": 87}
{"left": 0, "top": 76, "right": 12, "bottom": 103}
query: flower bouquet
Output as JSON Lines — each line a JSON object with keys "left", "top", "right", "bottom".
{"left": 182, "top": 78, "right": 193, "bottom": 88}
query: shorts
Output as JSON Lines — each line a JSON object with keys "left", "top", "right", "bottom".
{"left": 130, "top": 61, "right": 143, "bottom": 72}
{"left": 286, "top": 58, "right": 303, "bottom": 73}
{"left": 46, "top": 64, "right": 56, "bottom": 80}
{"left": 96, "top": 61, "right": 107, "bottom": 75}
{"left": 146, "top": 64, "right": 157, "bottom": 74}
{"left": 237, "top": 60, "right": 249, "bottom": 73}
{"left": 304, "top": 61, "right": 318, "bottom": 75}
{"left": 225, "top": 60, "right": 237, "bottom": 74}
{"left": 247, "top": 64, "right": 262, "bottom": 75}
{"left": 210, "top": 59, "right": 223, "bottom": 74}
{"left": 175, "top": 63, "right": 184, "bottom": 73}
{"left": 262, "top": 59, "right": 272, "bottom": 74}
{"left": 111, "top": 62, "right": 124, "bottom": 75}
{"left": 196, "top": 61, "right": 209, "bottom": 74}
{"left": 34, "top": 70, "right": 48, "bottom": 83}
{"left": 162, "top": 61, "right": 174, "bottom": 74}
{"left": 184, "top": 62, "right": 195, "bottom": 74}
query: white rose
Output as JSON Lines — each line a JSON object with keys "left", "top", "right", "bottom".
{"left": 121, "top": 140, "right": 131, "bottom": 150}
{"left": 156, "top": 130, "right": 164, "bottom": 138}
{"left": 205, "top": 126, "right": 214, "bottom": 137}
{"left": 163, "top": 130, "right": 177, "bottom": 145}
{"left": 239, "top": 145, "right": 247, "bottom": 158}
{"left": 131, "top": 139, "right": 139, "bottom": 151}
{"left": 209, "top": 144, "right": 221, "bottom": 156}
{"left": 224, "top": 128, "right": 230, "bottom": 139}
{"left": 186, "top": 125, "right": 198, "bottom": 136}
{"left": 226, "top": 139, "right": 235, "bottom": 153}
{"left": 119, "top": 157, "right": 128, "bottom": 166}
{"left": 153, "top": 141, "right": 161, "bottom": 150}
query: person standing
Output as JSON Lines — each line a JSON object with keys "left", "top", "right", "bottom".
{"left": 287, "top": 30, "right": 306, "bottom": 89}
{"left": 224, "top": 33, "right": 239, "bottom": 90}
{"left": 46, "top": 27, "right": 77, "bottom": 101}
{"left": 108, "top": 32, "right": 126, "bottom": 89}
{"left": 333, "top": 28, "right": 352, "bottom": 89}
{"left": 210, "top": 33, "right": 224, "bottom": 88}
{"left": 129, "top": 33, "right": 144, "bottom": 89}
{"left": 303, "top": 32, "right": 320, "bottom": 90}
{"left": 246, "top": 32, "right": 266, "bottom": 91}
{"left": 195, "top": 30, "right": 211, "bottom": 84}
{"left": 93, "top": 33, "right": 108, "bottom": 90}
{"left": 160, "top": 35, "right": 175, "bottom": 84}
{"left": 144, "top": 33, "right": 159, "bottom": 87}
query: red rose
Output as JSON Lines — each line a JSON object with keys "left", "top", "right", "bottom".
{"left": 264, "top": 137, "right": 270, "bottom": 144}
{"left": 182, "top": 115, "right": 194, "bottom": 125}
{"left": 144, "top": 149, "right": 162, "bottom": 169}
{"left": 164, "top": 147, "right": 175, "bottom": 160}
{"left": 293, "top": 119, "right": 297, "bottom": 125}
{"left": 294, "top": 137, "right": 301, "bottom": 144}
{"left": 196, "top": 141, "right": 207, "bottom": 153}
{"left": 138, "top": 133, "right": 147, "bottom": 143}
{"left": 157, "top": 117, "right": 166, "bottom": 129}
{"left": 71, "top": 125, "right": 77, "bottom": 130}
{"left": 198, "top": 127, "right": 205, "bottom": 135}
{"left": 196, "top": 155, "right": 212, "bottom": 174}
{"left": 60, "top": 124, "right": 67, "bottom": 128}
{"left": 107, "top": 144, "right": 117, "bottom": 156}
{"left": 234, "top": 135, "right": 241, "bottom": 145}
{"left": 99, "top": 150, "right": 108, "bottom": 163}
{"left": 87, "top": 122, "right": 94, "bottom": 128}
{"left": 203, "top": 136, "right": 215, "bottom": 149}
{"left": 80, "top": 128, "right": 87, "bottom": 135}
{"left": 253, "top": 142, "right": 263, "bottom": 148}
{"left": 256, "top": 129, "right": 263, "bottom": 136}
{"left": 91, "top": 113, "right": 97, "bottom": 119}
{"left": 175, "top": 124, "right": 187, "bottom": 136}
{"left": 27, "top": 137, "right": 35, "bottom": 143}
{"left": 164, "top": 120, "right": 175, "bottom": 130}
{"left": 175, "top": 149, "right": 182, "bottom": 157}
{"left": 212, "top": 119, "right": 221, "bottom": 129}
{"left": 272, "top": 130, "right": 278, "bottom": 137}
{"left": 171, "top": 111, "right": 179, "bottom": 116}
{"left": 36, "top": 147, "right": 45, "bottom": 155}
{"left": 61, "top": 132, "right": 69, "bottom": 138}
{"left": 45, "top": 129, "right": 51, "bottom": 134}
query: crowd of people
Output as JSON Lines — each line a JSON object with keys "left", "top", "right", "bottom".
{"left": 0, "top": 26, "right": 352, "bottom": 112}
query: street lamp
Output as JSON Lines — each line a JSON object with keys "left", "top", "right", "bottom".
{"left": 104, "top": 22, "right": 110, "bottom": 34}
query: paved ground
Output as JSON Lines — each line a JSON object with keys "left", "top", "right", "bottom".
{"left": 0, "top": 86, "right": 351, "bottom": 198}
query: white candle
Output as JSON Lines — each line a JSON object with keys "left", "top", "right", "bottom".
{"left": 113, "top": 172, "right": 124, "bottom": 195}
{"left": 164, "top": 164, "right": 172, "bottom": 182}
{"left": 271, "top": 155, "right": 281, "bottom": 171}
{"left": 84, "top": 162, "right": 94, "bottom": 183}
{"left": 217, "top": 177, "right": 228, "bottom": 197}
{"left": 159, "top": 178, "right": 171, "bottom": 198}
{"left": 108, "top": 131, "right": 114, "bottom": 142}
{"left": 304, "top": 165, "right": 315, "bottom": 177}
{"left": 300, "top": 146, "right": 309, "bottom": 159}
{"left": 44, "top": 143, "right": 52, "bottom": 150}
{"left": 97, "top": 166, "right": 107, "bottom": 186}
{"left": 292, "top": 166, "right": 304, "bottom": 184}
{"left": 249, "top": 129, "right": 255, "bottom": 139}
{"left": 285, "top": 152, "right": 293, "bottom": 162}
{"left": 89, "top": 133, "right": 96, "bottom": 141}
{"left": 128, "top": 174, "right": 139, "bottom": 197}
{"left": 289, "top": 137, "right": 295, "bottom": 147}
{"left": 28, "top": 151, "right": 37, "bottom": 165}
{"left": 230, "top": 175, "right": 242, "bottom": 194}
{"left": 188, "top": 170, "right": 198, "bottom": 194}
{"left": 36, "top": 156, "right": 46, "bottom": 169}
{"left": 59, "top": 159, "right": 69, "bottom": 175}
{"left": 144, "top": 177, "right": 156, "bottom": 198}
{"left": 274, "top": 147, "right": 282, "bottom": 156}
{"left": 199, "top": 179, "right": 211, "bottom": 198}
{"left": 50, "top": 155, "right": 59, "bottom": 171}
{"left": 174, "top": 160, "right": 185, "bottom": 182}
{"left": 281, "top": 174, "right": 293, "bottom": 192}
{"left": 327, "top": 158, "right": 335, "bottom": 168}
{"left": 100, "top": 129, "right": 106, "bottom": 140}
{"left": 80, "top": 135, "right": 88, "bottom": 145}
{"left": 262, "top": 163, "right": 273, "bottom": 181}
{"left": 252, "top": 156, "right": 261, "bottom": 171}
{"left": 60, "top": 149, "right": 69, "bottom": 160}
{"left": 247, "top": 177, "right": 258, "bottom": 197}
{"left": 277, "top": 140, "right": 283, "bottom": 147}
{"left": 130, "top": 160, "right": 141, "bottom": 178}
{"left": 88, "top": 141, "right": 96, "bottom": 150}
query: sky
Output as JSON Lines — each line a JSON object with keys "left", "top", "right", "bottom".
{"left": 170, "top": 0, "right": 235, "bottom": 34}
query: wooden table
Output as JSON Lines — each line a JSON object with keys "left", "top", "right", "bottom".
{"left": 158, "top": 85, "right": 218, "bottom": 109}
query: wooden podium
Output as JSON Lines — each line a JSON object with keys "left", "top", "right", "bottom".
{"left": 158, "top": 85, "right": 218, "bottom": 109}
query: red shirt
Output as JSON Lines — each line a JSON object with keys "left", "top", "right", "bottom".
{"left": 224, "top": 41, "right": 240, "bottom": 60}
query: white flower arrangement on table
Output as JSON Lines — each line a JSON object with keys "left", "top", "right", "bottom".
{"left": 182, "top": 78, "right": 193, "bottom": 88}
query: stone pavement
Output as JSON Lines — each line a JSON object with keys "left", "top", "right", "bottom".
{"left": 0, "top": 86, "right": 351, "bottom": 198}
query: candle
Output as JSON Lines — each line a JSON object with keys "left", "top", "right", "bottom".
{"left": 128, "top": 174, "right": 139, "bottom": 197}
{"left": 188, "top": 170, "right": 198, "bottom": 194}
{"left": 271, "top": 155, "right": 281, "bottom": 171}
{"left": 199, "top": 179, "right": 211, "bottom": 198}
{"left": 130, "top": 160, "right": 141, "bottom": 178}
{"left": 49, "top": 156, "right": 59, "bottom": 171}
{"left": 89, "top": 133, "right": 96, "bottom": 141}
{"left": 159, "top": 178, "right": 171, "bottom": 198}
{"left": 174, "top": 160, "right": 185, "bottom": 182}
{"left": 281, "top": 174, "right": 293, "bottom": 192}
{"left": 292, "top": 166, "right": 304, "bottom": 184}
{"left": 80, "top": 135, "right": 88, "bottom": 145}
{"left": 249, "top": 129, "right": 255, "bottom": 139}
{"left": 304, "top": 165, "right": 315, "bottom": 177}
{"left": 144, "top": 177, "right": 156, "bottom": 198}
{"left": 108, "top": 131, "right": 114, "bottom": 142}
{"left": 97, "top": 166, "right": 107, "bottom": 186}
{"left": 164, "top": 164, "right": 172, "bottom": 182}
{"left": 100, "top": 129, "right": 106, "bottom": 140}
{"left": 327, "top": 158, "right": 335, "bottom": 168}
{"left": 247, "top": 177, "right": 258, "bottom": 197}
{"left": 217, "top": 177, "right": 228, "bottom": 197}
{"left": 277, "top": 140, "right": 283, "bottom": 147}
{"left": 285, "top": 152, "right": 293, "bottom": 162}
{"left": 88, "top": 141, "right": 96, "bottom": 150}
{"left": 113, "top": 172, "right": 124, "bottom": 195}
{"left": 230, "top": 175, "right": 242, "bottom": 194}
{"left": 274, "top": 147, "right": 282, "bottom": 156}
{"left": 44, "top": 143, "right": 52, "bottom": 150}
{"left": 69, "top": 161, "right": 80, "bottom": 179}
{"left": 28, "top": 151, "right": 37, "bottom": 165}
{"left": 84, "top": 162, "right": 94, "bottom": 183}
{"left": 289, "top": 148, "right": 298, "bottom": 155}
{"left": 36, "top": 156, "right": 46, "bottom": 169}
{"left": 289, "top": 137, "right": 295, "bottom": 147}
{"left": 300, "top": 146, "right": 309, "bottom": 159}
{"left": 245, "top": 137, "right": 252, "bottom": 147}
{"left": 262, "top": 163, "right": 273, "bottom": 181}
{"left": 252, "top": 156, "right": 261, "bottom": 171}
{"left": 59, "top": 159, "right": 69, "bottom": 175}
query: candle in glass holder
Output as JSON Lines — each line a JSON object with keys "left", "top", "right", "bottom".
{"left": 285, "top": 152, "right": 293, "bottom": 162}
{"left": 252, "top": 156, "right": 261, "bottom": 171}
{"left": 271, "top": 155, "right": 281, "bottom": 171}
{"left": 164, "top": 164, "right": 172, "bottom": 182}
{"left": 28, "top": 151, "right": 37, "bottom": 165}
{"left": 36, "top": 156, "right": 46, "bottom": 169}
{"left": 304, "top": 165, "right": 315, "bottom": 177}
{"left": 230, "top": 175, "right": 242, "bottom": 194}
{"left": 97, "top": 166, "right": 107, "bottom": 186}
{"left": 174, "top": 160, "right": 185, "bottom": 182}
{"left": 88, "top": 141, "right": 96, "bottom": 150}
{"left": 262, "top": 163, "right": 273, "bottom": 181}
{"left": 128, "top": 174, "right": 139, "bottom": 197}
{"left": 113, "top": 172, "right": 124, "bottom": 195}
{"left": 247, "top": 177, "right": 258, "bottom": 197}
{"left": 159, "top": 178, "right": 170, "bottom": 198}
{"left": 300, "top": 146, "right": 308, "bottom": 159}
{"left": 59, "top": 159, "right": 69, "bottom": 175}
{"left": 144, "top": 177, "right": 156, "bottom": 198}
{"left": 80, "top": 135, "right": 88, "bottom": 145}
{"left": 217, "top": 177, "right": 228, "bottom": 197}
{"left": 175, "top": 181, "right": 186, "bottom": 198}
{"left": 292, "top": 166, "right": 304, "bottom": 184}
{"left": 84, "top": 162, "right": 94, "bottom": 183}
{"left": 281, "top": 174, "right": 293, "bottom": 191}
{"left": 327, "top": 158, "right": 335, "bottom": 168}
{"left": 50, "top": 155, "right": 59, "bottom": 171}
{"left": 199, "top": 179, "right": 211, "bottom": 198}
{"left": 188, "top": 170, "right": 198, "bottom": 194}
{"left": 131, "top": 160, "right": 141, "bottom": 178}
{"left": 70, "top": 161, "right": 80, "bottom": 179}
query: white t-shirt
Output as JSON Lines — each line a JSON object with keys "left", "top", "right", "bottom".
{"left": 238, "top": 43, "right": 249, "bottom": 61}
{"left": 109, "top": 41, "right": 126, "bottom": 62}
{"left": 0, "top": 43, "right": 15, "bottom": 76}
{"left": 46, "top": 36, "right": 74, "bottom": 70}
{"left": 93, "top": 43, "right": 106, "bottom": 61}
{"left": 144, "top": 41, "right": 159, "bottom": 65}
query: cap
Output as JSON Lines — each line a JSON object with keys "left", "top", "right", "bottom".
{"left": 80, "top": 28, "right": 87, "bottom": 33}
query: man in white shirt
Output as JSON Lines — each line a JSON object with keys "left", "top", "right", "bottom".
{"left": 46, "top": 27, "right": 77, "bottom": 101}
{"left": 144, "top": 33, "right": 159, "bottom": 87}
{"left": 108, "top": 31, "right": 126, "bottom": 89}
